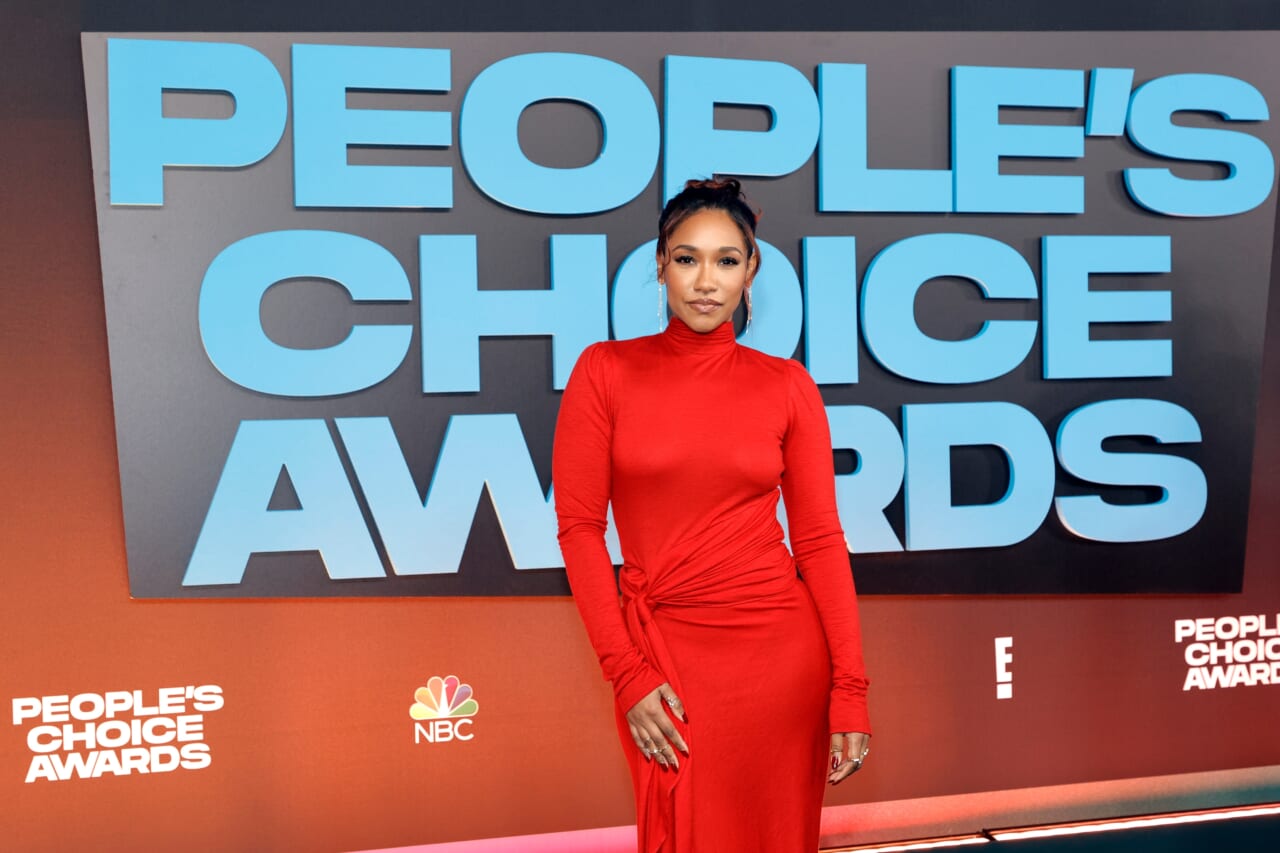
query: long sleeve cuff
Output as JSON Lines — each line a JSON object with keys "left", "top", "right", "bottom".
{"left": 828, "top": 677, "right": 872, "bottom": 735}
{"left": 614, "top": 662, "right": 668, "bottom": 714}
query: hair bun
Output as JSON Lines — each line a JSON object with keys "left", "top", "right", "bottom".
{"left": 673, "top": 178, "right": 758, "bottom": 231}
{"left": 657, "top": 177, "right": 763, "bottom": 270}
{"left": 684, "top": 177, "right": 743, "bottom": 198}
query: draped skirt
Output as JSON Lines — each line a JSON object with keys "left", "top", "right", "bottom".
{"left": 614, "top": 576, "right": 833, "bottom": 852}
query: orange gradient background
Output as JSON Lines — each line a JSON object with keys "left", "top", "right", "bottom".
{"left": 3, "top": 20, "right": 1280, "bottom": 853}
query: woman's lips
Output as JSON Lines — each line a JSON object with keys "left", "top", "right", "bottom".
{"left": 689, "top": 300, "right": 721, "bottom": 314}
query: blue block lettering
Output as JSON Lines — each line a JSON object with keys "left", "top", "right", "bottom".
{"left": 292, "top": 44, "right": 452, "bottom": 208}
{"left": 420, "top": 234, "right": 609, "bottom": 392}
{"left": 903, "top": 402, "right": 1055, "bottom": 550}
{"left": 107, "top": 38, "right": 286, "bottom": 205}
{"left": 185, "top": 419, "right": 383, "bottom": 585}
{"left": 952, "top": 66, "right": 1085, "bottom": 213}
{"left": 803, "top": 237, "right": 860, "bottom": 383}
{"left": 459, "top": 52, "right": 658, "bottom": 214}
{"left": 1085, "top": 68, "right": 1135, "bottom": 136}
{"left": 337, "top": 415, "right": 562, "bottom": 573}
{"left": 1055, "top": 399, "right": 1207, "bottom": 542}
{"left": 664, "top": 55, "right": 819, "bottom": 201}
{"left": 817, "top": 63, "right": 952, "bottom": 212}
{"left": 1125, "top": 73, "right": 1275, "bottom": 217}
{"left": 199, "top": 230, "right": 413, "bottom": 397}
{"left": 1042, "top": 235, "right": 1172, "bottom": 379}
{"left": 827, "top": 405, "right": 905, "bottom": 552}
{"left": 609, "top": 239, "right": 665, "bottom": 340}
{"left": 861, "top": 234, "right": 1038, "bottom": 383}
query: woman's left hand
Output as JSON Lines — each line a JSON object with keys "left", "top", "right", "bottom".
{"left": 828, "top": 731, "right": 870, "bottom": 785}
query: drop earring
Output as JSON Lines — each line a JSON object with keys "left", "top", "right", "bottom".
{"left": 658, "top": 279, "right": 667, "bottom": 332}
{"left": 743, "top": 287, "right": 753, "bottom": 336}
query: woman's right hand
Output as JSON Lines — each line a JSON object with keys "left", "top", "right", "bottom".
{"left": 625, "top": 683, "right": 688, "bottom": 769}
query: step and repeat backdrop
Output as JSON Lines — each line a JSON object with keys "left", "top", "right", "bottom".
{"left": 4, "top": 28, "right": 1280, "bottom": 852}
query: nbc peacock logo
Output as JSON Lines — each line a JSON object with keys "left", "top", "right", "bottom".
{"left": 410, "top": 675, "right": 477, "bottom": 744}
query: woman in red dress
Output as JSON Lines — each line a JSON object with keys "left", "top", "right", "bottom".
{"left": 553, "top": 179, "right": 871, "bottom": 852}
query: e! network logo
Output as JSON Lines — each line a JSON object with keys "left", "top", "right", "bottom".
{"left": 411, "top": 675, "right": 477, "bottom": 744}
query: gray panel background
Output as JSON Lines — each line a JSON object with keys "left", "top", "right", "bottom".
{"left": 83, "top": 32, "right": 1279, "bottom": 598}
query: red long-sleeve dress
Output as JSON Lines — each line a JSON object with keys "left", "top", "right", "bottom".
{"left": 553, "top": 315, "right": 871, "bottom": 853}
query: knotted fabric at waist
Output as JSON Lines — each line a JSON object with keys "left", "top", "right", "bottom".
{"left": 615, "top": 547, "right": 800, "bottom": 853}
{"left": 618, "top": 543, "right": 798, "bottom": 610}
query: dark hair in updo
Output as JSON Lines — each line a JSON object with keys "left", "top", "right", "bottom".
{"left": 657, "top": 178, "right": 762, "bottom": 275}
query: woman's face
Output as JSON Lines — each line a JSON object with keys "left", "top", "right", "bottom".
{"left": 659, "top": 208, "right": 757, "bottom": 334}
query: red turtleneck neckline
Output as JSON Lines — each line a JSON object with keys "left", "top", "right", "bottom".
{"left": 660, "top": 315, "right": 737, "bottom": 355}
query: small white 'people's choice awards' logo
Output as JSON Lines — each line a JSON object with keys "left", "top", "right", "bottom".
{"left": 1175, "top": 614, "right": 1280, "bottom": 690}
{"left": 11, "top": 685, "right": 225, "bottom": 783}
{"left": 994, "top": 637, "right": 1014, "bottom": 699}
{"left": 411, "top": 675, "right": 478, "bottom": 744}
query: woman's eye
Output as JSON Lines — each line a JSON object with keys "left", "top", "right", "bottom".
{"left": 719, "top": 257, "right": 740, "bottom": 266}
{"left": 674, "top": 255, "right": 694, "bottom": 264}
